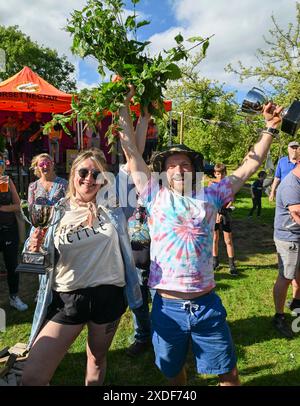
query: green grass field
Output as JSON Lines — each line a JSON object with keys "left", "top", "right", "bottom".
{"left": 1, "top": 185, "right": 300, "bottom": 386}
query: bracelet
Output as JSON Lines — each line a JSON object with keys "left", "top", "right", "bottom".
{"left": 262, "top": 127, "right": 280, "bottom": 138}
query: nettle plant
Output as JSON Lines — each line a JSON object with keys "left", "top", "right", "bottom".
{"left": 44, "top": 0, "right": 210, "bottom": 151}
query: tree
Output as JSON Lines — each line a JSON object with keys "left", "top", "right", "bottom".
{"left": 44, "top": 0, "right": 210, "bottom": 150}
{"left": 226, "top": 2, "right": 300, "bottom": 104}
{"left": 0, "top": 25, "right": 76, "bottom": 92}
{"left": 165, "top": 52, "right": 260, "bottom": 165}
{"left": 226, "top": 2, "right": 300, "bottom": 160}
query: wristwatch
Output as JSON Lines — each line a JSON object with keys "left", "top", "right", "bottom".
{"left": 262, "top": 127, "right": 280, "bottom": 137}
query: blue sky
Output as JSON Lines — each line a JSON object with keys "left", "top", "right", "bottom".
{"left": 125, "top": 0, "right": 177, "bottom": 36}
{"left": 0, "top": 0, "right": 297, "bottom": 103}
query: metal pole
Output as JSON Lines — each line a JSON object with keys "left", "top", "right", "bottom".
{"left": 80, "top": 121, "right": 84, "bottom": 151}
{"left": 76, "top": 119, "right": 80, "bottom": 150}
{"left": 180, "top": 111, "right": 184, "bottom": 144}
{"left": 168, "top": 111, "right": 172, "bottom": 146}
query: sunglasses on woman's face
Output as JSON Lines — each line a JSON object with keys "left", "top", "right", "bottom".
{"left": 38, "top": 160, "right": 52, "bottom": 168}
{"left": 78, "top": 168, "right": 101, "bottom": 181}
{"left": 0, "top": 160, "right": 5, "bottom": 166}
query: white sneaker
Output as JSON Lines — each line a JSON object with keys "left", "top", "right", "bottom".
{"left": 9, "top": 295, "right": 28, "bottom": 311}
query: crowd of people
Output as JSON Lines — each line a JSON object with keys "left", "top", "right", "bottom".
{"left": 1, "top": 88, "right": 300, "bottom": 386}
{"left": 0, "top": 112, "right": 77, "bottom": 166}
{"left": 0, "top": 112, "right": 46, "bottom": 165}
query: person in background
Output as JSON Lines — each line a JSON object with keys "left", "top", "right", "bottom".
{"left": 0, "top": 151, "right": 28, "bottom": 311}
{"left": 272, "top": 157, "right": 300, "bottom": 338}
{"left": 1, "top": 115, "right": 18, "bottom": 164}
{"left": 28, "top": 153, "right": 68, "bottom": 303}
{"left": 118, "top": 84, "right": 282, "bottom": 386}
{"left": 126, "top": 200, "right": 154, "bottom": 357}
{"left": 15, "top": 112, "right": 30, "bottom": 164}
{"left": 28, "top": 153, "right": 68, "bottom": 207}
{"left": 28, "top": 113, "right": 46, "bottom": 159}
{"left": 143, "top": 118, "right": 158, "bottom": 164}
{"left": 269, "top": 141, "right": 299, "bottom": 201}
{"left": 268, "top": 143, "right": 300, "bottom": 313}
{"left": 48, "top": 124, "right": 63, "bottom": 164}
{"left": 248, "top": 170, "right": 267, "bottom": 218}
{"left": 211, "top": 163, "right": 238, "bottom": 276}
{"left": 85, "top": 126, "right": 101, "bottom": 150}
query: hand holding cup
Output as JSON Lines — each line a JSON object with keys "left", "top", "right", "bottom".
{"left": 0, "top": 176, "right": 9, "bottom": 193}
{"left": 262, "top": 102, "right": 283, "bottom": 129}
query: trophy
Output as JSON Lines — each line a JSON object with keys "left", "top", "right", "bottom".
{"left": 241, "top": 87, "right": 267, "bottom": 115}
{"left": 241, "top": 87, "right": 300, "bottom": 136}
{"left": 16, "top": 203, "right": 57, "bottom": 274}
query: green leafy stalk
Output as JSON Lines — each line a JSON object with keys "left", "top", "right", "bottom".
{"left": 44, "top": 0, "right": 211, "bottom": 152}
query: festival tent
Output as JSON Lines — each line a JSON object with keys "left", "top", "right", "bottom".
{"left": 0, "top": 65, "right": 172, "bottom": 114}
{"left": 0, "top": 66, "right": 172, "bottom": 164}
{"left": 0, "top": 66, "right": 73, "bottom": 113}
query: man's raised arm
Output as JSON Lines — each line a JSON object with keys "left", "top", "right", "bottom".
{"left": 229, "top": 102, "right": 283, "bottom": 195}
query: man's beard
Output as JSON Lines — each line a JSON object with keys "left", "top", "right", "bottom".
{"left": 169, "top": 173, "right": 194, "bottom": 196}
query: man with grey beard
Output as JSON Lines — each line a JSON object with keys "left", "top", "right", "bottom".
{"left": 269, "top": 140, "right": 300, "bottom": 201}
{"left": 273, "top": 148, "right": 300, "bottom": 338}
{"left": 118, "top": 86, "right": 282, "bottom": 386}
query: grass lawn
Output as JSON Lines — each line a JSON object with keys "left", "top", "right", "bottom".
{"left": 1, "top": 185, "right": 300, "bottom": 386}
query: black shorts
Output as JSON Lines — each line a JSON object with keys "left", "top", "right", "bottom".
{"left": 215, "top": 219, "right": 232, "bottom": 233}
{"left": 46, "top": 285, "right": 126, "bottom": 325}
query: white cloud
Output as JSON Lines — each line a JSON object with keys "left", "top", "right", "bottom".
{"left": 0, "top": 0, "right": 86, "bottom": 58}
{"left": 0, "top": 0, "right": 87, "bottom": 88}
{"left": 0, "top": 1, "right": 148, "bottom": 89}
{"left": 149, "top": 0, "right": 297, "bottom": 92}
{"left": 76, "top": 80, "right": 99, "bottom": 91}
{"left": 0, "top": 0, "right": 298, "bottom": 95}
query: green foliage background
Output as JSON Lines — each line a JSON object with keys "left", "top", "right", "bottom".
{"left": 0, "top": 25, "right": 77, "bottom": 93}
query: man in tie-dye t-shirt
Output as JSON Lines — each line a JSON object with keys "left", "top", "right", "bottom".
{"left": 118, "top": 87, "right": 283, "bottom": 386}
{"left": 141, "top": 170, "right": 233, "bottom": 293}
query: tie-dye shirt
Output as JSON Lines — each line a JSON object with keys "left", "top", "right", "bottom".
{"left": 140, "top": 177, "right": 233, "bottom": 292}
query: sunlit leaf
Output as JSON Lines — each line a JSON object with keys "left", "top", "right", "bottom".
{"left": 175, "top": 34, "right": 184, "bottom": 44}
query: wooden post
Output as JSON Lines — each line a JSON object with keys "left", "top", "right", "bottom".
{"left": 80, "top": 121, "right": 84, "bottom": 151}
{"left": 76, "top": 120, "right": 80, "bottom": 150}
{"left": 168, "top": 111, "right": 172, "bottom": 146}
{"left": 19, "top": 164, "right": 24, "bottom": 199}
{"left": 180, "top": 111, "right": 184, "bottom": 144}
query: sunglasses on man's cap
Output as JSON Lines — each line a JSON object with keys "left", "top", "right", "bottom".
{"left": 78, "top": 168, "right": 101, "bottom": 181}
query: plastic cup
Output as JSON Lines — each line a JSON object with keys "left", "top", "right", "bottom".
{"left": 0, "top": 176, "right": 9, "bottom": 193}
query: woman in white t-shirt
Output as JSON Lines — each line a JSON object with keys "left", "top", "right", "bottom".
{"left": 21, "top": 148, "right": 141, "bottom": 386}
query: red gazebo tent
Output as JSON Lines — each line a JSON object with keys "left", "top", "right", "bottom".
{"left": 0, "top": 65, "right": 172, "bottom": 114}
{"left": 0, "top": 66, "right": 73, "bottom": 113}
{"left": 0, "top": 66, "right": 172, "bottom": 171}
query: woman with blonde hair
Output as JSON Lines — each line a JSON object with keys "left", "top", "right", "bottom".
{"left": 21, "top": 147, "right": 142, "bottom": 386}
{"left": 0, "top": 151, "right": 28, "bottom": 311}
{"left": 28, "top": 153, "right": 68, "bottom": 207}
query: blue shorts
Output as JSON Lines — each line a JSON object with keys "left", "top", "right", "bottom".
{"left": 151, "top": 291, "right": 237, "bottom": 378}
